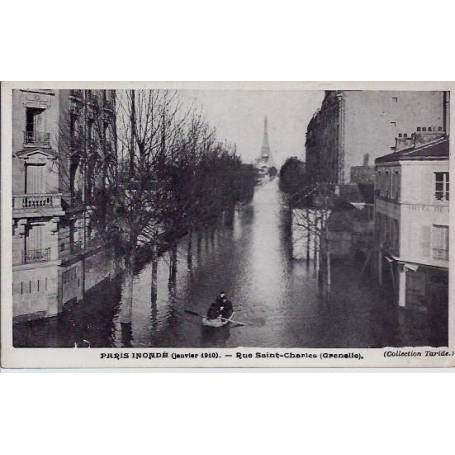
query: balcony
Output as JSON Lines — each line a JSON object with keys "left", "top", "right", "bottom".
{"left": 24, "top": 131, "right": 51, "bottom": 148}
{"left": 13, "top": 193, "right": 62, "bottom": 210}
{"left": 22, "top": 248, "right": 51, "bottom": 265}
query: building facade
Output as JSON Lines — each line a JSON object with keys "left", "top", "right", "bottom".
{"left": 12, "top": 89, "right": 116, "bottom": 321}
{"left": 375, "top": 136, "right": 449, "bottom": 316}
{"left": 306, "top": 90, "right": 449, "bottom": 185}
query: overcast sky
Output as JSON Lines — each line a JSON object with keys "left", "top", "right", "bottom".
{"left": 180, "top": 90, "right": 324, "bottom": 168}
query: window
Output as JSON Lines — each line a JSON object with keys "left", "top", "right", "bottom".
{"left": 385, "top": 171, "right": 390, "bottom": 198}
{"left": 25, "top": 107, "right": 45, "bottom": 144}
{"left": 435, "top": 172, "right": 449, "bottom": 201}
{"left": 69, "top": 220, "right": 76, "bottom": 247}
{"left": 70, "top": 114, "right": 80, "bottom": 148}
{"left": 391, "top": 170, "right": 400, "bottom": 200}
{"left": 27, "top": 224, "right": 43, "bottom": 251}
{"left": 26, "top": 164, "right": 45, "bottom": 193}
{"left": 392, "top": 97, "right": 398, "bottom": 102}
{"left": 391, "top": 219, "right": 399, "bottom": 255}
{"left": 69, "top": 159, "right": 79, "bottom": 198}
{"left": 432, "top": 225, "right": 449, "bottom": 260}
{"left": 25, "top": 107, "right": 44, "bottom": 134}
{"left": 417, "top": 127, "right": 421, "bottom": 132}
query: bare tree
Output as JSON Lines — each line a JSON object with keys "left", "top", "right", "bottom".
{"left": 286, "top": 181, "right": 334, "bottom": 294}
{"left": 53, "top": 89, "right": 257, "bottom": 323}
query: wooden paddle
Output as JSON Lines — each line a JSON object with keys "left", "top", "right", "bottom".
{"left": 184, "top": 309, "right": 247, "bottom": 326}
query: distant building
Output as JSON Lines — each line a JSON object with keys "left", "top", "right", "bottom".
{"left": 375, "top": 135, "right": 449, "bottom": 314}
{"left": 291, "top": 184, "right": 375, "bottom": 262}
{"left": 306, "top": 90, "right": 449, "bottom": 185}
{"left": 350, "top": 153, "right": 375, "bottom": 184}
{"left": 12, "top": 89, "right": 116, "bottom": 321}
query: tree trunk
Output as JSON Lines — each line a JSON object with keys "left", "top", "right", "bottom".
{"left": 169, "top": 243, "right": 177, "bottom": 285}
{"left": 187, "top": 230, "right": 193, "bottom": 270}
{"left": 313, "top": 233, "right": 318, "bottom": 269}
{"left": 306, "top": 209, "right": 310, "bottom": 264}
{"left": 197, "top": 230, "right": 202, "bottom": 257}
{"left": 151, "top": 242, "right": 158, "bottom": 304}
{"left": 119, "top": 256, "right": 135, "bottom": 324}
{"left": 224, "top": 203, "right": 235, "bottom": 227}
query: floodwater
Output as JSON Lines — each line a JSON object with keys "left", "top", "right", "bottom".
{"left": 14, "top": 179, "right": 446, "bottom": 348}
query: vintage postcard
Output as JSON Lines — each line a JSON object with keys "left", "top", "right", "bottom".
{"left": 1, "top": 81, "right": 454, "bottom": 368}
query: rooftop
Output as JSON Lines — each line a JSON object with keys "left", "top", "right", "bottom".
{"left": 375, "top": 136, "right": 449, "bottom": 164}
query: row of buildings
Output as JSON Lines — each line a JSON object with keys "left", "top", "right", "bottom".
{"left": 305, "top": 90, "right": 449, "bottom": 315}
{"left": 12, "top": 89, "right": 116, "bottom": 321}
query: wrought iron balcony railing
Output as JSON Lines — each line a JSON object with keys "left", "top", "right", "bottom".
{"left": 13, "top": 193, "right": 62, "bottom": 210}
{"left": 22, "top": 247, "right": 50, "bottom": 264}
{"left": 23, "top": 131, "right": 51, "bottom": 147}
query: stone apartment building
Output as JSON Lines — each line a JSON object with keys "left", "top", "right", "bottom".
{"left": 306, "top": 90, "right": 449, "bottom": 185}
{"left": 375, "top": 135, "right": 449, "bottom": 318}
{"left": 12, "top": 89, "right": 116, "bottom": 321}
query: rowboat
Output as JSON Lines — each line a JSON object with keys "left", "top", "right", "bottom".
{"left": 202, "top": 311, "right": 235, "bottom": 328}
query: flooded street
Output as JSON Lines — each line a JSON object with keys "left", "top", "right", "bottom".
{"left": 14, "top": 179, "right": 443, "bottom": 348}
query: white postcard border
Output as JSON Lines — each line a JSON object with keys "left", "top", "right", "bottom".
{"left": 2, "top": 81, "right": 454, "bottom": 368}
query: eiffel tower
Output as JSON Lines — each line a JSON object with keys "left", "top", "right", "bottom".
{"left": 255, "top": 116, "right": 273, "bottom": 170}
{"left": 260, "top": 116, "right": 271, "bottom": 161}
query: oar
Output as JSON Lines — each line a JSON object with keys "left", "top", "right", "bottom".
{"left": 184, "top": 309, "right": 247, "bottom": 326}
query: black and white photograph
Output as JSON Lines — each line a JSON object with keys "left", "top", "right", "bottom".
{"left": 2, "top": 5, "right": 455, "bottom": 455}
{"left": 1, "top": 83, "right": 452, "bottom": 366}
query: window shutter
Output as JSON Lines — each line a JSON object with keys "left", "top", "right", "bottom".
{"left": 26, "top": 164, "right": 45, "bottom": 193}
{"left": 420, "top": 225, "right": 431, "bottom": 257}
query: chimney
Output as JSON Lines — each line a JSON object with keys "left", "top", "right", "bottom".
{"left": 363, "top": 153, "right": 369, "bottom": 166}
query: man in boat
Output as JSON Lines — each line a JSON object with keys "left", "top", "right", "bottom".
{"left": 207, "top": 292, "right": 233, "bottom": 320}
